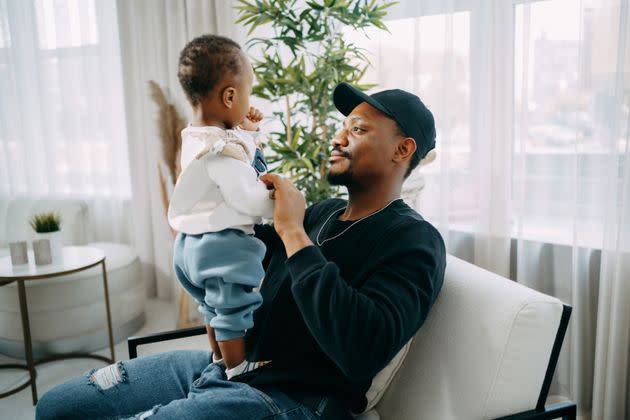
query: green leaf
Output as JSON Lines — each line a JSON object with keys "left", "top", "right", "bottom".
{"left": 306, "top": 1, "right": 324, "bottom": 10}
{"left": 301, "top": 157, "right": 316, "bottom": 173}
{"left": 290, "top": 126, "right": 303, "bottom": 148}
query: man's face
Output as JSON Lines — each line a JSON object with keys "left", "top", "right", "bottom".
{"left": 327, "top": 102, "right": 401, "bottom": 187}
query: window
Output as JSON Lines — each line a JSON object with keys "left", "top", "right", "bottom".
{"left": 344, "top": 0, "right": 628, "bottom": 246}
{"left": 35, "top": 0, "right": 99, "bottom": 49}
{"left": 0, "top": 1, "right": 9, "bottom": 48}
{"left": 0, "top": 0, "right": 130, "bottom": 197}
{"left": 513, "top": 0, "right": 627, "bottom": 245}
{"left": 344, "top": 11, "right": 472, "bottom": 218}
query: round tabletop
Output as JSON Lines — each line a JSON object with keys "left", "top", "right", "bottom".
{"left": 0, "top": 246, "right": 105, "bottom": 281}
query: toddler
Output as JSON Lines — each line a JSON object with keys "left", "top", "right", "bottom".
{"left": 168, "top": 34, "right": 274, "bottom": 379}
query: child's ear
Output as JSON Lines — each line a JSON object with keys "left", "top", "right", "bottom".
{"left": 222, "top": 87, "right": 236, "bottom": 109}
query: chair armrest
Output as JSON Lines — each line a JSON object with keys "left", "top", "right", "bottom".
{"left": 493, "top": 401, "right": 577, "bottom": 420}
{"left": 127, "top": 325, "right": 206, "bottom": 359}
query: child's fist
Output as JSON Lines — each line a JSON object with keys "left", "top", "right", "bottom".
{"left": 240, "top": 107, "right": 263, "bottom": 131}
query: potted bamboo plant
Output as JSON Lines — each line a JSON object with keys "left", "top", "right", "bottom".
{"left": 235, "top": 0, "right": 394, "bottom": 204}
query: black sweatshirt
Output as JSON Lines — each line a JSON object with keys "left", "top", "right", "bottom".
{"left": 235, "top": 198, "right": 446, "bottom": 413}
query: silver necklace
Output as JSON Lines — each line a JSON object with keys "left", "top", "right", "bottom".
{"left": 316, "top": 198, "right": 402, "bottom": 246}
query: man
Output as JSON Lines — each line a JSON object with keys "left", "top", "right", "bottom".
{"left": 36, "top": 83, "right": 446, "bottom": 419}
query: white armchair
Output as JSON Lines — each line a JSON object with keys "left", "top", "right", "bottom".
{"left": 128, "top": 254, "right": 575, "bottom": 420}
{"left": 372, "top": 255, "right": 575, "bottom": 419}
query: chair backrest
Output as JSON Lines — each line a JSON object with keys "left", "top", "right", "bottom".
{"left": 376, "top": 255, "right": 568, "bottom": 420}
{"left": 0, "top": 196, "right": 89, "bottom": 248}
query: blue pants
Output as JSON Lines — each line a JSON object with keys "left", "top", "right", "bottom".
{"left": 35, "top": 350, "right": 329, "bottom": 419}
{"left": 173, "top": 230, "right": 265, "bottom": 341}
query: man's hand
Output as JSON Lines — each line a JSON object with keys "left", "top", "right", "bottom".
{"left": 240, "top": 106, "right": 263, "bottom": 131}
{"left": 259, "top": 173, "right": 313, "bottom": 257}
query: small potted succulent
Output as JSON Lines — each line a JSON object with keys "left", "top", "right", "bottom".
{"left": 29, "top": 212, "right": 62, "bottom": 264}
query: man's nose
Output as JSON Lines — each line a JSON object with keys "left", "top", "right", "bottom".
{"left": 331, "top": 129, "right": 348, "bottom": 148}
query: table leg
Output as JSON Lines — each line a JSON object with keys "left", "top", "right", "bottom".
{"left": 101, "top": 260, "right": 115, "bottom": 362}
{"left": 17, "top": 280, "right": 37, "bottom": 404}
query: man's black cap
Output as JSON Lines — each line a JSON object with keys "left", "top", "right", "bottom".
{"left": 333, "top": 82, "right": 436, "bottom": 159}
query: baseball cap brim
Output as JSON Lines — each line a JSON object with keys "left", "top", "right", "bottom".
{"left": 333, "top": 82, "right": 393, "bottom": 118}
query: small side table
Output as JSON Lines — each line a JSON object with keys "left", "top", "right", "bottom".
{"left": 0, "top": 246, "right": 115, "bottom": 405}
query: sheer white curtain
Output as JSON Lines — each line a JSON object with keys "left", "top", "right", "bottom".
{"left": 0, "top": 0, "right": 132, "bottom": 244}
{"left": 0, "top": 0, "right": 247, "bottom": 302}
{"left": 115, "top": 0, "right": 245, "bottom": 299}
{"left": 348, "top": 0, "right": 630, "bottom": 418}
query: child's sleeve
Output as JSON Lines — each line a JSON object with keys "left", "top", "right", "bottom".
{"left": 205, "top": 155, "right": 274, "bottom": 219}
{"left": 237, "top": 128, "right": 267, "bottom": 146}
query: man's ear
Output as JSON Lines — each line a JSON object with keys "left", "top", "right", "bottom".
{"left": 419, "top": 149, "right": 437, "bottom": 167}
{"left": 222, "top": 87, "right": 236, "bottom": 109}
{"left": 393, "top": 137, "right": 417, "bottom": 163}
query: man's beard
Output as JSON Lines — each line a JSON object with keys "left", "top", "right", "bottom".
{"left": 327, "top": 169, "right": 354, "bottom": 186}
{"left": 327, "top": 148, "right": 354, "bottom": 186}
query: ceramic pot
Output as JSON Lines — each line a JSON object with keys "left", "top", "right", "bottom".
{"left": 32, "top": 238, "right": 52, "bottom": 265}
{"left": 34, "top": 230, "right": 62, "bottom": 262}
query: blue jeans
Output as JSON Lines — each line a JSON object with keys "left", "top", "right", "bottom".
{"left": 35, "top": 350, "right": 328, "bottom": 419}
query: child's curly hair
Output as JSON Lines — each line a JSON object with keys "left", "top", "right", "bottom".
{"left": 178, "top": 35, "right": 243, "bottom": 105}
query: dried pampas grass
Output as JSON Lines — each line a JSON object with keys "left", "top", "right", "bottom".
{"left": 148, "top": 81, "right": 197, "bottom": 327}
{"left": 148, "top": 80, "right": 186, "bottom": 184}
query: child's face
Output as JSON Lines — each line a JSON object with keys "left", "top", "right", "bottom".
{"left": 196, "top": 52, "right": 255, "bottom": 130}
{"left": 229, "top": 54, "right": 254, "bottom": 128}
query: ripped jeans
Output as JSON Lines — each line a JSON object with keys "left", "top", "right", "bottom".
{"left": 35, "top": 350, "right": 328, "bottom": 420}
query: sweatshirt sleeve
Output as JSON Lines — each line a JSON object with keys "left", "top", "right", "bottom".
{"left": 286, "top": 221, "right": 446, "bottom": 382}
{"left": 237, "top": 128, "right": 267, "bottom": 146}
{"left": 205, "top": 155, "right": 274, "bottom": 219}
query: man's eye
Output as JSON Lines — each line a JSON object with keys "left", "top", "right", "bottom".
{"left": 351, "top": 127, "right": 364, "bottom": 133}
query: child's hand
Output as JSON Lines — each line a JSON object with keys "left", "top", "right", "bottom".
{"left": 240, "top": 107, "right": 263, "bottom": 131}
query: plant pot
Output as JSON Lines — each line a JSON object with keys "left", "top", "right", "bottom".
{"left": 32, "top": 238, "right": 52, "bottom": 265}
{"left": 34, "top": 230, "right": 62, "bottom": 262}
